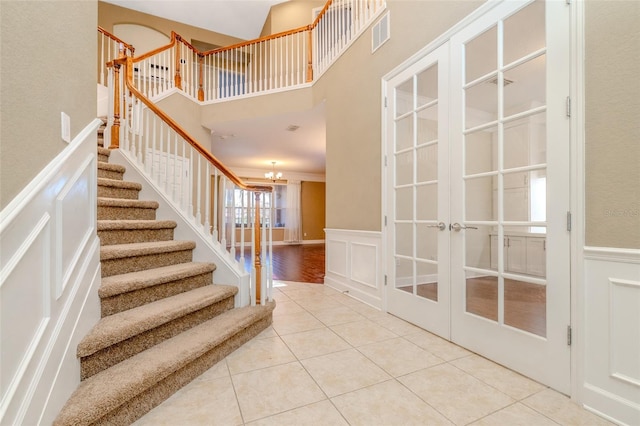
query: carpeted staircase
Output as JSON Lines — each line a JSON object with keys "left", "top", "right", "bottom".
{"left": 54, "top": 124, "right": 275, "bottom": 426}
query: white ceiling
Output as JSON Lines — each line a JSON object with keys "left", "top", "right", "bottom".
{"left": 208, "top": 102, "right": 327, "bottom": 176}
{"left": 102, "top": 0, "right": 289, "bottom": 40}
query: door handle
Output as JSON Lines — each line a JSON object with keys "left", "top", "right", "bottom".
{"left": 450, "top": 222, "right": 478, "bottom": 232}
{"left": 427, "top": 222, "right": 447, "bottom": 231}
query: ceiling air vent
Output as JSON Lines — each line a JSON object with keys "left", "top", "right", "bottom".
{"left": 488, "top": 77, "right": 514, "bottom": 87}
{"left": 372, "top": 12, "right": 390, "bottom": 53}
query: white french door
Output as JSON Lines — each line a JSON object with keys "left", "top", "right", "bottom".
{"left": 386, "top": 0, "right": 571, "bottom": 392}
{"left": 385, "top": 44, "right": 450, "bottom": 339}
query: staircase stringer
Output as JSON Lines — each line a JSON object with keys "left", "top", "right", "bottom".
{"left": 108, "top": 149, "right": 250, "bottom": 307}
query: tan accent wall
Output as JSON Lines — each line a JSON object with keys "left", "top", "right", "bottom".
{"left": 585, "top": 1, "right": 640, "bottom": 249}
{"left": 302, "top": 181, "right": 326, "bottom": 240}
{"left": 98, "top": 1, "right": 244, "bottom": 54}
{"left": 0, "top": 1, "right": 97, "bottom": 210}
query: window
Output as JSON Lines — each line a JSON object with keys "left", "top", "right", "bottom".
{"left": 232, "top": 185, "right": 286, "bottom": 228}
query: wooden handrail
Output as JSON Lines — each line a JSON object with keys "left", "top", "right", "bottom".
{"left": 114, "top": 56, "right": 272, "bottom": 194}
{"left": 133, "top": 31, "right": 179, "bottom": 62}
{"left": 98, "top": 26, "right": 135, "bottom": 55}
{"left": 200, "top": 25, "right": 311, "bottom": 56}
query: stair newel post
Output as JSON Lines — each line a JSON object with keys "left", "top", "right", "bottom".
{"left": 174, "top": 33, "right": 183, "bottom": 90}
{"left": 306, "top": 27, "right": 314, "bottom": 82}
{"left": 198, "top": 53, "right": 205, "bottom": 101}
{"left": 109, "top": 60, "right": 122, "bottom": 149}
{"left": 253, "top": 192, "right": 263, "bottom": 305}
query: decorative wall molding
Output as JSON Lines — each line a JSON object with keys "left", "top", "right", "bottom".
{"left": 0, "top": 118, "right": 102, "bottom": 425}
{"left": 324, "top": 228, "right": 383, "bottom": 309}
{"left": 582, "top": 249, "right": 640, "bottom": 426}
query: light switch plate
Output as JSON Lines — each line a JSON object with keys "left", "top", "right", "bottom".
{"left": 61, "top": 112, "right": 71, "bottom": 143}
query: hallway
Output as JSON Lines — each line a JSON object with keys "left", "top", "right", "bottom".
{"left": 133, "top": 281, "right": 610, "bottom": 425}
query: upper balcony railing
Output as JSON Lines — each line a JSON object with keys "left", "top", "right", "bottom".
{"left": 116, "top": 0, "right": 385, "bottom": 102}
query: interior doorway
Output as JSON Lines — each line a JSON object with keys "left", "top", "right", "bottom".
{"left": 384, "top": 0, "right": 571, "bottom": 393}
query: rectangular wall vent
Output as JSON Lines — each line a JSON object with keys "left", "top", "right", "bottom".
{"left": 372, "top": 12, "right": 390, "bottom": 53}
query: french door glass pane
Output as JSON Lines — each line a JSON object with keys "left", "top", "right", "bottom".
{"left": 465, "top": 25, "right": 497, "bottom": 83}
{"left": 396, "top": 79, "right": 414, "bottom": 117}
{"left": 465, "top": 176, "right": 494, "bottom": 222}
{"left": 395, "top": 187, "right": 413, "bottom": 221}
{"left": 465, "top": 81, "right": 498, "bottom": 129}
{"left": 416, "top": 144, "right": 438, "bottom": 183}
{"left": 416, "top": 65, "right": 438, "bottom": 106}
{"left": 396, "top": 115, "right": 414, "bottom": 151}
{"left": 465, "top": 127, "right": 497, "bottom": 175}
{"left": 417, "top": 105, "right": 438, "bottom": 143}
{"left": 465, "top": 271, "right": 498, "bottom": 322}
{"left": 395, "top": 257, "right": 413, "bottom": 290}
{"left": 504, "top": 113, "right": 547, "bottom": 169}
{"left": 503, "top": 0, "right": 545, "bottom": 65}
{"left": 416, "top": 224, "right": 438, "bottom": 261}
{"left": 417, "top": 261, "right": 438, "bottom": 301}
{"left": 504, "top": 55, "right": 546, "bottom": 117}
{"left": 416, "top": 184, "right": 438, "bottom": 220}
{"left": 396, "top": 151, "right": 414, "bottom": 186}
{"left": 395, "top": 223, "right": 413, "bottom": 257}
{"left": 465, "top": 225, "right": 494, "bottom": 270}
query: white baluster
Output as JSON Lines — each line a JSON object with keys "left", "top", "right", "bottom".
{"left": 204, "top": 161, "right": 211, "bottom": 235}
{"left": 188, "top": 149, "right": 194, "bottom": 218}
{"left": 213, "top": 168, "right": 219, "bottom": 241}
{"left": 196, "top": 155, "right": 202, "bottom": 226}
{"left": 173, "top": 133, "right": 179, "bottom": 203}
{"left": 239, "top": 189, "right": 245, "bottom": 270}
{"left": 220, "top": 177, "right": 227, "bottom": 248}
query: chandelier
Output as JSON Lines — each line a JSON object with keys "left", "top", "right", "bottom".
{"left": 265, "top": 161, "right": 283, "bottom": 182}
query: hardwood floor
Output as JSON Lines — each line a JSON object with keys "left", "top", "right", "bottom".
{"left": 240, "top": 244, "right": 545, "bottom": 335}
{"left": 236, "top": 243, "right": 325, "bottom": 284}
{"left": 398, "top": 276, "right": 546, "bottom": 337}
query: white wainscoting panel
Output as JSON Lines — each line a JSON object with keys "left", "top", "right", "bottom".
{"left": 0, "top": 118, "right": 102, "bottom": 425}
{"left": 325, "top": 229, "right": 382, "bottom": 309}
{"left": 582, "top": 248, "right": 640, "bottom": 426}
{"left": 56, "top": 156, "right": 96, "bottom": 298}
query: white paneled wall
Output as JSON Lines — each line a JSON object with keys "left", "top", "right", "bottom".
{"left": 324, "top": 229, "right": 382, "bottom": 309}
{"left": 0, "top": 119, "right": 102, "bottom": 425}
{"left": 582, "top": 248, "right": 640, "bottom": 426}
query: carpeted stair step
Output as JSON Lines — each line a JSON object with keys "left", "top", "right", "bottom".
{"left": 100, "top": 240, "right": 196, "bottom": 277}
{"left": 97, "top": 197, "right": 159, "bottom": 220}
{"left": 98, "top": 178, "right": 142, "bottom": 200}
{"left": 78, "top": 284, "right": 239, "bottom": 380}
{"left": 54, "top": 303, "right": 275, "bottom": 426}
{"left": 97, "top": 162, "right": 126, "bottom": 180}
{"left": 99, "top": 262, "right": 217, "bottom": 316}
{"left": 97, "top": 220, "right": 177, "bottom": 246}
{"left": 97, "top": 147, "right": 111, "bottom": 163}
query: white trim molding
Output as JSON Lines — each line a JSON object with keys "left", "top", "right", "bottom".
{"left": 581, "top": 247, "right": 640, "bottom": 426}
{"left": 0, "top": 119, "right": 102, "bottom": 425}
{"left": 324, "top": 228, "right": 383, "bottom": 309}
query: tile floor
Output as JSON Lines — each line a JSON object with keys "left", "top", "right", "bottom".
{"left": 134, "top": 281, "right": 612, "bottom": 426}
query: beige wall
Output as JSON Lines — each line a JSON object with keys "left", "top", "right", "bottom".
{"left": 263, "top": 0, "right": 326, "bottom": 36}
{"left": 0, "top": 1, "right": 97, "bottom": 210}
{"left": 314, "top": 0, "right": 484, "bottom": 231}
{"left": 98, "top": 2, "right": 244, "bottom": 54}
{"left": 585, "top": 1, "right": 640, "bottom": 249}
{"left": 302, "top": 181, "right": 326, "bottom": 240}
